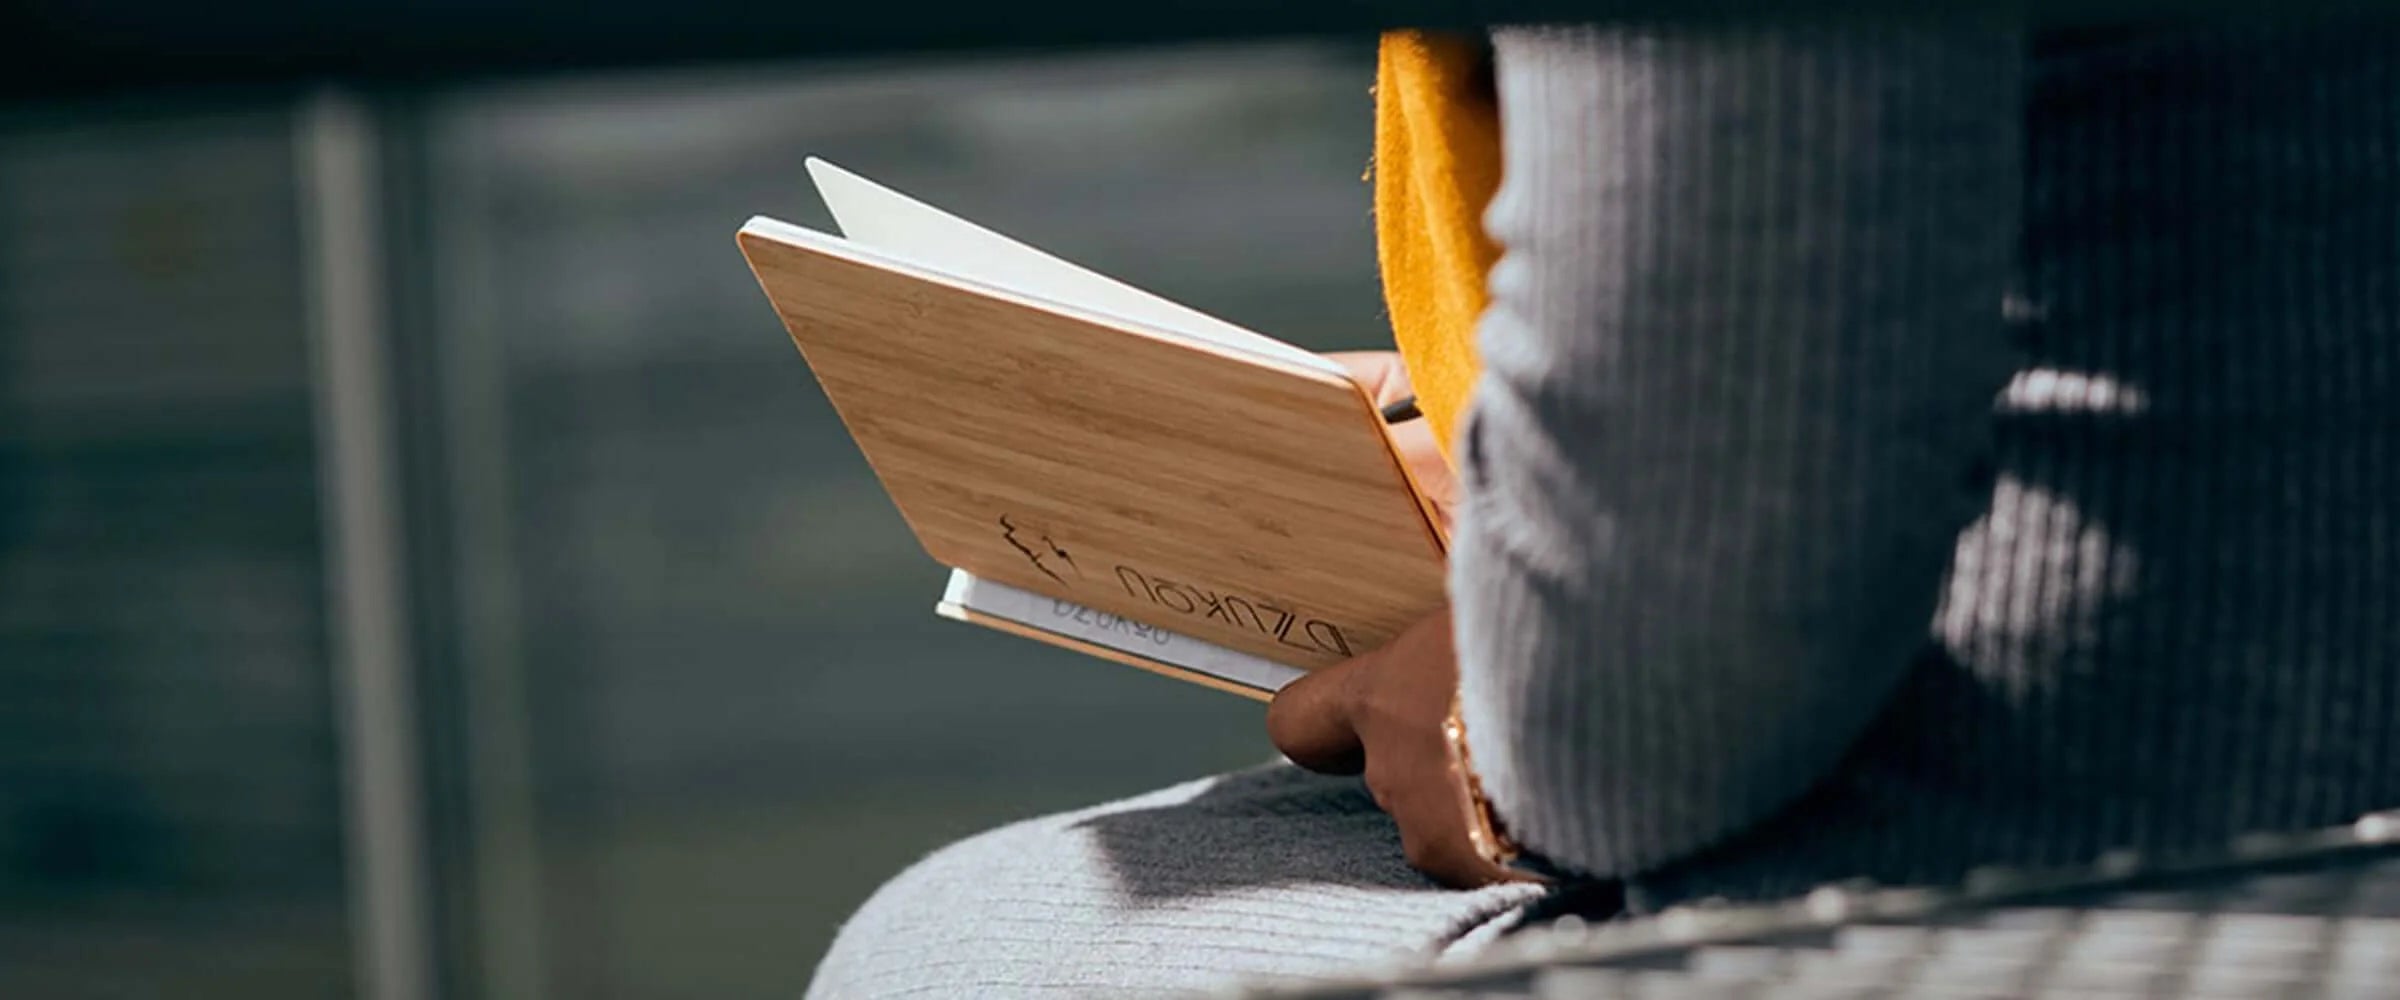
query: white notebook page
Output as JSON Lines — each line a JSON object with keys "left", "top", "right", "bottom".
{"left": 805, "top": 158, "right": 1341, "bottom": 376}
{"left": 936, "top": 570, "right": 1306, "bottom": 694}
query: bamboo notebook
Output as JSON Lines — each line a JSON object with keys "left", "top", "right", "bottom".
{"left": 737, "top": 160, "right": 1446, "bottom": 700}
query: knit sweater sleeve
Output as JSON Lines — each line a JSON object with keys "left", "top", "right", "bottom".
{"left": 1449, "top": 23, "right": 2024, "bottom": 878}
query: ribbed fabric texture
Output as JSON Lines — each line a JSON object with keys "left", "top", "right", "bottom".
{"left": 1456, "top": 22, "right": 2400, "bottom": 909}
{"left": 805, "top": 765, "right": 1545, "bottom": 998}
{"left": 1455, "top": 22, "right": 2024, "bottom": 881}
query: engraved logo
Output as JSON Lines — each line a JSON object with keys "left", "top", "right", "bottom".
{"left": 1113, "top": 564, "right": 1352, "bottom": 657}
{"left": 998, "top": 514, "right": 1080, "bottom": 587}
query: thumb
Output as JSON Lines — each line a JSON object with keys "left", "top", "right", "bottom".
{"left": 1325, "top": 351, "right": 1415, "bottom": 409}
{"left": 1267, "top": 656, "right": 1370, "bottom": 775}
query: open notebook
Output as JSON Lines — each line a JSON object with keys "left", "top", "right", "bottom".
{"left": 737, "top": 160, "right": 1447, "bottom": 699}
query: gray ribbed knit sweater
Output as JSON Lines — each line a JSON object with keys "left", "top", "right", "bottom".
{"left": 1459, "top": 21, "right": 2400, "bottom": 908}
{"left": 809, "top": 22, "right": 2400, "bottom": 998}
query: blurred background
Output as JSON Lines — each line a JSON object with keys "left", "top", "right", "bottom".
{"left": 0, "top": 37, "right": 1392, "bottom": 999}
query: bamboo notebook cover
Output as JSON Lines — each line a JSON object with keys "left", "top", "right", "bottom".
{"left": 737, "top": 160, "right": 1446, "bottom": 700}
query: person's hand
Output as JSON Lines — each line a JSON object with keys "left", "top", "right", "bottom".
{"left": 1268, "top": 609, "right": 1534, "bottom": 888}
{"left": 1274, "top": 353, "right": 1529, "bottom": 889}
{"left": 1326, "top": 351, "right": 1456, "bottom": 534}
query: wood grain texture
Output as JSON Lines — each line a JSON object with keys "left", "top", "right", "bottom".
{"left": 739, "top": 222, "right": 1446, "bottom": 671}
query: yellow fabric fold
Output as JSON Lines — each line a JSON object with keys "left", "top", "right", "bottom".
{"left": 1373, "top": 30, "right": 1504, "bottom": 457}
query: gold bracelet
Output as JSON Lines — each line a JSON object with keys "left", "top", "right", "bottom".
{"left": 1443, "top": 695, "right": 1520, "bottom": 865}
